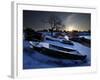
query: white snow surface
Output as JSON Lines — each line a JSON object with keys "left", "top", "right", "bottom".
{"left": 23, "top": 39, "right": 90, "bottom": 69}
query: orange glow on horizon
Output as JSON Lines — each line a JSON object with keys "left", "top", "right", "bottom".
{"left": 65, "top": 26, "right": 76, "bottom": 31}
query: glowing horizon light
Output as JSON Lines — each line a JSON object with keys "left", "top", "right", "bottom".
{"left": 67, "top": 26, "right": 75, "bottom": 31}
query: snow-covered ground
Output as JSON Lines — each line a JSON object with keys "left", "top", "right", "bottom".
{"left": 79, "top": 35, "right": 91, "bottom": 40}
{"left": 23, "top": 37, "right": 90, "bottom": 69}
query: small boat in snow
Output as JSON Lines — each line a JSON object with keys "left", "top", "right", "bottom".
{"left": 45, "top": 36, "right": 74, "bottom": 45}
{"left": 29, "top": 41, "right": 87, "bottom": 61}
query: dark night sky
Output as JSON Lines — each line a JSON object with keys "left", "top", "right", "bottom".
{"left": 23, "top": 10, "right": 91, "bottom": 31}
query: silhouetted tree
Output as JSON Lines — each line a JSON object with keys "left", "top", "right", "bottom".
{"left": 41, "top": 15, "right": 65, "bottom": 36}
{"left": 48, "top": 15, "right": 62, "bottom": 36}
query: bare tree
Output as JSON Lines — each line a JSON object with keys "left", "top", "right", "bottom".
{"left": 41, "top": 15, "right": 64, "bottom": 36}
{"left": 48, "top": 15, "right": 63, "bottom": 36}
